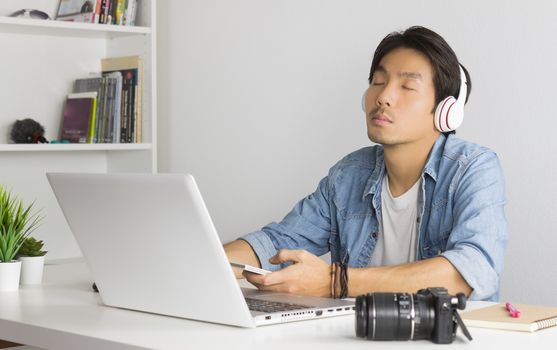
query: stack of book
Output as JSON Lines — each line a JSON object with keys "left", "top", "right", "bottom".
{"left": 61, "top": 55, "right": 142, "bottom": 144}
{"left": 55, "top": 0, "right": 139, "bottom": 25}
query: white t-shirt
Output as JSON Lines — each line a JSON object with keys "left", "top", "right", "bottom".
{"left": 369, "top": 175, "right": 421, "bottom": 267}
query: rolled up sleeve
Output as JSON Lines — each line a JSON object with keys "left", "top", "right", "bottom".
{"left": 240, "top": 230, "right": 281, "bottom": 271}
{"left": 240, "top": 175, "right": 333, "bottom": 272}
{"left": 440, "top": 151, "right": 507, "bottom": 301}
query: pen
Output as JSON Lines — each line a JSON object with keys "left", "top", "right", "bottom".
{"left": 505, "top": 302, "right": 521, "bottom": 318}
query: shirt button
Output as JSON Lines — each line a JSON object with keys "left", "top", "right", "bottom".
{"left": 372, "top": 232, "right": 378, "bottom": 239}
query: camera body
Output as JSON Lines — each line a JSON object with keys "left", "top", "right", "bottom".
{"left": 355, "top": 287, "right": 471, "bottom": 344}
{"left": 421, "top": 287, "right": 459, "bottom": 344}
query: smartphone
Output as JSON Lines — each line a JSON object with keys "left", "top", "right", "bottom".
{"left": 230, "top": 262, "right": 271, "bottom": 275}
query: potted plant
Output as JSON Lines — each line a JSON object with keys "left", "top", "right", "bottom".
{"left": 17, "top": 236, "right": 47, "bottom": 285}
{"left": 0, "top": 186, "right": 42, "bottom": 291}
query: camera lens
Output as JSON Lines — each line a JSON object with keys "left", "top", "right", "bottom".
{"left": 355, "top": 292, "right": 435, "bottom": 340}
{"left": 355, "top": 293, "right": 367, "bottom": 338}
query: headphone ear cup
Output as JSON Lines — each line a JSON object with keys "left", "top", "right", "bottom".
{"left": 361, "top": 90, "right": 367, "bottom": 113}
{"left": 435, "top": 65, "right": 468, "bottom": 132}
{"left": 434, "top": 96, "right": 459, "bottom": 132}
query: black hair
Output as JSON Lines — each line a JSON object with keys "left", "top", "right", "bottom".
{"left": 368, "top": 26, "right": 472, "bottom": 135}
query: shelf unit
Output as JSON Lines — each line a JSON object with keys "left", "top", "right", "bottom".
{"left": 0, "top": 143, "right": 153, "bottom": 152}
{"left": 0, "top": 15, "right": 152, "bottom": 35}
{"left": 0, "top": 0, "right": 157, "bottom": 259}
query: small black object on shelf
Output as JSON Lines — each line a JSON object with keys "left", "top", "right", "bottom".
{"left": 92, "top": 282, "right": 99, "bottom": 293}
{"left": 10, "top": 118, "right": 49, "bottom": 144}
{"left": 8, "top": 9, "right": 51, "bottom": 20}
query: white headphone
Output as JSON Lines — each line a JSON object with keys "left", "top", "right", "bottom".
{"left": 434, "top": 65, "right": 468, "bottom": 132}
{"left": 362, "top": 64, "right": 468, "bottom": 133}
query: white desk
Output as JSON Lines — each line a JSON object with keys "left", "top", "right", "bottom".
{"left": 0, "top": 260, "right": 555, "bottom": 350}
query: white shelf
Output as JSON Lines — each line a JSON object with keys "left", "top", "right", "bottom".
{"left": 0, "top": 16, "right": 151, "bottom": 38}
{"left": 0, "top": 0, "right": 157, "bottom": 260}
{"left": 0, "top": 143, "right": 153, "bottom": 152}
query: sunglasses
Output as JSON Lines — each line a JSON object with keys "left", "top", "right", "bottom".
{"left": 9, "top": 9, "right": 51, "bottom": 20}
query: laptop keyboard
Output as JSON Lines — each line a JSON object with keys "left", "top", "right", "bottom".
{"left": 245, "top": 298, "right": 312, "bottom": 313}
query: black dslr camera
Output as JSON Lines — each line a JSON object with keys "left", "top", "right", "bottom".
{"left": 355, "top": 287, "right": 473, "bottom": 344}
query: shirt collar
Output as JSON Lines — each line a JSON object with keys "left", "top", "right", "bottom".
{"left": 362, "top": 133, "right": 447, "bottom": 199}
{"left": 422, "top": 133, "right": 448, "bottom": 182}
{"left": 363, "top": 146, "right": 385, "bottom": 199}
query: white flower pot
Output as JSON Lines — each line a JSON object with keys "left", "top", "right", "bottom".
{"left": 18, "top": 256, "right": 45, "bottom": 285}
{"left": 0, "top": 260, "right": 22, "bottom": 291}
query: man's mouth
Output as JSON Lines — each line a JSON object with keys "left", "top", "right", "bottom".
{"left": 371, "top": 112, "right": 393, "bottom": 123}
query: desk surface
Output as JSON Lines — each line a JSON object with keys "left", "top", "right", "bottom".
{"left": 0, "top": 260, "right": 555, "bottom": 350}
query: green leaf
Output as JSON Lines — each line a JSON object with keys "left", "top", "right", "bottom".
{"left": 0, "top": 185, "right": 44, "bottom": 262}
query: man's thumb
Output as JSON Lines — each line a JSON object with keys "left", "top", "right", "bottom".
{"left": 269, "top": 249, "right": 302, "bottom": 265}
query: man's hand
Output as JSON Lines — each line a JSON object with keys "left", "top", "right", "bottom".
{"left": 224, "top": 240, "right": 261, "bottom": 279}
{"left": 244, "top": 249, "right": 330, "bottom": 297}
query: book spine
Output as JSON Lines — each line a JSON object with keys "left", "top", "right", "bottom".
{"left": 104, "top": 0, "right": 111, "bottom": 24}
{"left": 131, "top": 84, "right": 137, "bottom": 143}
{"left": 135, "top": 84, "right": 141, "bottom": 143}
{"left": 88, "top": 97, "right": 98, "bottom": 143}
{"left": 115, "top": 91, "right": 122, "bottom": 143}
{"left": 99, "top": 78, "right": 109, "bottom": 142}
{"left": 128, "top": 0, "right": 137, "bottom": 26}
{"left": 127, "top": 70, "right": 136, "bottom": 143}
{"left": 94, "top": 0, "right": 102, "bottom": 23}
{"left": 100, "top": 0, "right": 107, "bottom": 24}
{"left": 104, "top": 77, "right": 116, "bottom": 143}
{"left": 111, "top": 74, "right": 122, "bottom": 143}
{"left": 107, "top": 0, "right": 114, "bottom": 24}
{"left": 123, "top": 0, "right": 132, "bottom": 25}
{"left": 94, "top": 78, "right": 106, "bottom": 143}
{"left": 114, "top": 0, "right": 120, "bottom": 25}
{"left": 135, "top": 60, "right": 142, "bottom": 143}
{"left": 121, "top": 76, "right": 130, "bottom": 143}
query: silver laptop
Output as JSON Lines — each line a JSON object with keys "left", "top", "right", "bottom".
{"left": 47, "top": 173, "right": 354, "bottom": 327}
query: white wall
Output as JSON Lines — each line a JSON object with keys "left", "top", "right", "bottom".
{"left": 158, "top": 0, "right": 557, "bottom": 305}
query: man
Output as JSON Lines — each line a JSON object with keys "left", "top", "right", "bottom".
{"left": 225, "top": 26, "right": 507, "bottom": 301}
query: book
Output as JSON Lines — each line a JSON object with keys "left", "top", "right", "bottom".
{"left": 101, "top": 55, "right": 142, "bottom": 143}
{"left": 100, "top": 0, "right": 108, "bottom": 24}
{"left": 101, "top": 76, "right": 116, "bottom": 143}
{"left": 99, "top": 73, "right": 124, "bottom": 143}
{"left": 461, "top": 303, "right": 557, "bottom": 332}
{"left": 106, "top": 0, "right": 115, "bottom": 24}
{"left": 55, "top": 0, "right": 101, "bottom": 23}
{"left": 103, "top": 71, "right": 123, "bottom": 143}
{"left": 73, "top": 77, "right": 103, "bottom": 143}
{"left": 94, "top": 0, "right": 102, "bottom": 23}
{"left": 115, "top": 0, "right": 127, "bottom": 25}
{"left": 124, "top": 0, "right": 138, "bottom": 26}
{"left": 61, "top": 92, "right": 98, "bottom": 143}
{"left": 120, "top": 70, "right": 134, "bottom": 143}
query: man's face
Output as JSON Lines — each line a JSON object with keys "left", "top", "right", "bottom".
{"left": 364, "top": 47, "right": 439, "bottom": 146}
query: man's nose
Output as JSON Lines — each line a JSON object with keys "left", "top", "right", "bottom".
{"left": 376, "top": 89, "right": 392, "bottom": 108}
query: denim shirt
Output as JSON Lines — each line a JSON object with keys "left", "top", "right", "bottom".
{"left": 241, "top": 134, "right": 507, "bottom": 301}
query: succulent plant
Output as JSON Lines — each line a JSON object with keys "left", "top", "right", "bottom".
{"left": 17, "top": 236, "right": 47, "bottom": 257}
